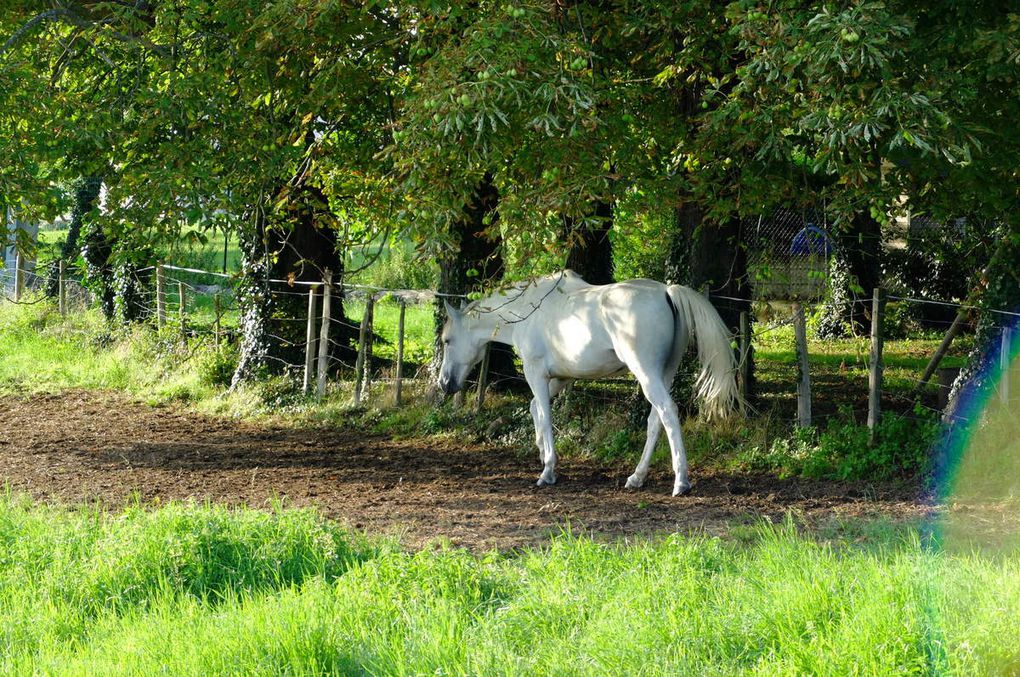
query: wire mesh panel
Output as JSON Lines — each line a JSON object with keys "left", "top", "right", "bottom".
{"left": 744, "top": 208, "right": 832, "bottom": 300}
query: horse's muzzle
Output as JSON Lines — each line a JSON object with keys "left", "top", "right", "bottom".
{"left": 438, "top": 376, "right": 461, "bottom": 395}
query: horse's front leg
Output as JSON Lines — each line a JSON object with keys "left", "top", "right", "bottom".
{"left": 529, "top": 396, "right": 545, "bottom": 465}
{"left": 525, "top": 369, "right": 557, "bottom": 487}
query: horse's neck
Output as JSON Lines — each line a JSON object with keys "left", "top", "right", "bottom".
{"left": 466, "top": 303, "right": 516, "bottom": 345}
{"left": 468, "top": 277, "right": 565, "bottom": 345}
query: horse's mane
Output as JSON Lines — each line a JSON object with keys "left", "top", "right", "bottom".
{"left": 465, "top": 270, "right": 584, "bottom": 315}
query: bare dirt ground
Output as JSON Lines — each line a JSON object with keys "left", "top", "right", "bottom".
{"left": 0, "top": 391, "right": 934, "bottom": 550}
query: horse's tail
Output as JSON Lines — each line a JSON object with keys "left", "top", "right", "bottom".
{"left": 666, "top": 285, "right": 741, "bottom": 420}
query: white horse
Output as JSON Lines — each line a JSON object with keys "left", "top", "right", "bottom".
{"left": 438, "top": 271, "right": 740, "bottom": 496}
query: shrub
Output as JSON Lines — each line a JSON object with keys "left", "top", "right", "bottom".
{"left": 738, "top": 407, "right": 941, "bottom": 481}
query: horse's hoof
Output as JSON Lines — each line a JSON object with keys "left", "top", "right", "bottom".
{"left": 672, "top": 483, "right": 692, "bottom": 497}
{"left": 625, "top": 474, "right": 645, "bottom": 489}
{"left": 536, "top": 474, "right": 556, "bottom": 487}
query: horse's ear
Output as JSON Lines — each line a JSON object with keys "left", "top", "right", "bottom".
{"left": 459, "top": 298, "right": 468, "bottom": 311}
{"left": 444, "top": 299, "right": 459, "bottom": 319}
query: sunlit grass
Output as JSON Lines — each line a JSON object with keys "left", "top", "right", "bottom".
{"left": 0, "top": 496, "right": 1017, "bottom": 674}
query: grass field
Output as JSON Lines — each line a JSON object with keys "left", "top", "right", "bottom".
{"left": 1, "top": 284, "right": 1017, "bottom": 673}
{"left": 1, "top": 496, "right": 1017, "bottom": 674}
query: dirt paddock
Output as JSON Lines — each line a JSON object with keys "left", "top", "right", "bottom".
{"left": 0, "top": 391, "right": 933, "bottom": 550}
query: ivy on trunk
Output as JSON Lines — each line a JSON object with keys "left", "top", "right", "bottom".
{"left": 815, "top": 212, "right": 882, "bottom": 338}
{"left": 232, "top": 186, "right": 356, "bottom": 387}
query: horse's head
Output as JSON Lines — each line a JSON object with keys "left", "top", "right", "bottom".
{"left": 437, "top": 300, "right": 487, "bottom": 395}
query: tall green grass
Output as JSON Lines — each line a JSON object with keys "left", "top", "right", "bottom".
{"left": 0, "top": 302, "right": 218, "bottom": 402}
{"left": 0, "top": 496, "right": 1017, "bottom": 674}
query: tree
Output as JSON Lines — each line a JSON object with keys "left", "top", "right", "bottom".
{"left": 2, "top": 1, "right": 403, "bottom": 381}
{"left": 432, "top": 173, "right": 520, "bottom": 388}
{"left": 563, "top": 201, "right": 614, "bottom": 285}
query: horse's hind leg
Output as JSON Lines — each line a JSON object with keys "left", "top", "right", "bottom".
{"left": 641, "top": 377, "right": 690, "bottom": 496}
{"left": 626, "top": 350, "right": 684, "bottom": 491}
{"left": 625, "top": 410, "right": 662, "bottom": 489}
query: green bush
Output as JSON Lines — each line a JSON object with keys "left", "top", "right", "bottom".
{"left": 739, "top": 408, "right": 941, "bottom": 481}
{"left": 821, "top": 407, "right": 939, "bottom": 480}
{"left": 196, "top": 343, "right": 239, "bottom": 388}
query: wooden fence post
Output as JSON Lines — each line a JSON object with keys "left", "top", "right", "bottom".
{"left": 58, "top": 259, "right": 66, "bottom": 317}
{"left": 1001, "top": 326, "right": 1012, "bottom": 404}
{"left": 316, "top": 272, "right": 333, "bottom": 399}
{"left": 394, "top": 299, "right": 406, "bottom": 406}
{"left": 364, "top": 296, "right": 376, "bottom": 394}
{"left": 915, "top": 308, "right": 968, "bottom": 392}
{"left": 868, "top": 288, "right": 886, "bottom": 443}
{"left": 303, "top": 285, "right": 319, "bottom": 395}
{"left": 213, "top": 293, "right": 222, "bottom": 348}
{"left": 13, "top": 251, "right": 24, "bottom": 302}
{"left": 178, "top": 281, "right": 187, "bottom": 343}
{"left": 156, "top": 264, "right": 166, "bottom": 330}
{"left": 353, "top": 294, "right": 375, "bottom": 405}
{"left": 793, "top": 303, "right": 811, "bottom": 428}
{"left": 475, "top": 343, "right": 492, "bottom": 414}
{"left": 739, "top": 311, "right": 751, "bottom": 413}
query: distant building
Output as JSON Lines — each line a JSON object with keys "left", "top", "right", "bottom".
{"left": 2, "top": 210, "right": 39, "bottom": 292}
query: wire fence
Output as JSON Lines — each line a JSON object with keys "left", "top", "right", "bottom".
{"left": 1, "top": 266, "right": 90, "bottom": 311}
{"left": 3, "top": 259, "right": 1016, "bottom": 433}
{"left": 744, "top": 207, "right": 833, "bottom": 301}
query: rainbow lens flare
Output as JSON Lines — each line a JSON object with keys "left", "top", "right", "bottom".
{"left": 934, "top": 324, "right": 1020, "bottom": 552}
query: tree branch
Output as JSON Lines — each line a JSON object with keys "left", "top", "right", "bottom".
{"left": 2, "top": 6, "right": 170, "bottom": 59}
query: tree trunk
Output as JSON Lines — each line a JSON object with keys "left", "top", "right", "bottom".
{"left": 113, "top": 248, "right": 155, "bottom": 323}
{"left": 684, "top": 210, "right": 753, "bottom": 348}
{"left": 816, "top": 211, "right": 882, "bottom": 338}
{"left": 662, "top": 204, "right": 755, "bottom": 413}
{"left": 433, "top": 174, "right": 519, "bottom": 389}
{"left": 232, "top": 186, "right": 354, "bottom": 386}
{"left": 563, "top": 199, "right": 614, "bottom": 285}
{"left": 946, "top": 225, "right": 1020, "bottom": 419}
{"left": 75, "top": 175, "right": 115, "bottom": 320}
{"left": 46, "top": 175, "right": 102, "bottom": 298}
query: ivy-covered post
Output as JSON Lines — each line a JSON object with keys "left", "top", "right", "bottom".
{"left": 232, "top": 216, "right": 274, "bottom": 388}
{"left": 946, "top": 228, "right": 1020, "bottom": 420}
{"left": 45, "top": 175, "right": 101, "bottom": 299}
{"left": 816, "top": 212, "right": 882, "bottom": 338}
{"left": 80, "top": 205, "right": 116, "bottom": 320}
{"left": 58, "top": 259, "right": 66, "bottom": 316}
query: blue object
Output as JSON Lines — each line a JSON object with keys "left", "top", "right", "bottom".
{"left": 789, "top": 224, "right": 832, "bottom": 256}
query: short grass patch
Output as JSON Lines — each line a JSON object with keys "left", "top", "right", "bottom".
{"left": 0, "top": 496, "right": 1017, "bottom": 675}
